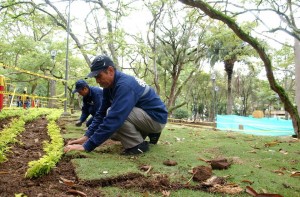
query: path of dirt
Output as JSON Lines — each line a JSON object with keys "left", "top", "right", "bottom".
{"left": 0, "top": 117, "right": 102, "bottom": 197}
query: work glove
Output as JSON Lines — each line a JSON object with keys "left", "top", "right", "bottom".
{"left": 75, "top": 120, "right": 83, "bottom": 127}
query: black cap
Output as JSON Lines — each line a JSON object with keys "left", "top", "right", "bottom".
{"left": 72, "top": 79, "right": 88, "bottom": 93}
{"left": 86, "top": 55, "right": 114, "bottom": 78}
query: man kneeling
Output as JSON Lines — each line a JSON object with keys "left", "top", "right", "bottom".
{"left": 64, "top": 55, "right": 168, "bottom": 155}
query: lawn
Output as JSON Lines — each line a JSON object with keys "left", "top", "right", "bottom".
{"left": 63, "top": 114, "right": 300, "bottom": 197}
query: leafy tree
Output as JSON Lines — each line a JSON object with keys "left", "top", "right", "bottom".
{"left": 233, "top": 66, "right": 261, "bottom": 116}
{"left": 0, "top": 2, "right": 89, "bottom": 107}
{"left": 173, "top": 108, "right": 189, "bottom": 119}
{"left": 185, "top": 72, "right": 211, "bottom": 121}
{"left": 185, "top": 71, "right": 227, "bottom": 121}
{"left": 204, "top": 23, "right": 257, "bottom": 115}
{"left": 272, "top": 45, "right": 295, "bottom": 102}
{"left": 248, "top": 0, "right": 300, "bottom": 116}
{"left": 179, "top": 0, "right": 300, "bottom": 136}
{"left": 153, "top": 4, "right": 207, "bottom": 114}
{"left": 145, "top": 0, "right": 166, "bottom": 94}
{"left": 0, "top": 1, "right": 120, "bottom": 107}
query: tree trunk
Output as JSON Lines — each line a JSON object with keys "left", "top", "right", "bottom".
{"left": 167, "top": 72, "right": 179, "bottom": 110}
{"left": 49, "top": 80, "right": 56, "bottom": 108}
{"left": 147, "top": 14, "right": 161, "bottom": 94}
{"left": 295, "top": 38, "right": 300, "bottom": 120}
{"left": 224, "top": 59, "right": 234, "bottom": 115}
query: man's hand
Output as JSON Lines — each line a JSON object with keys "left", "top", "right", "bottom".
{"left": 75, "top": 120, "right": 83, "bottom": 127}
{"left": 64, "top": 144, "right": 85, "bottom": 153}
{"left": 67, "top": 136, "right": 88, "bottom": 145}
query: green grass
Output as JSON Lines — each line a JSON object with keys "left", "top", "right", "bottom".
{"left": 62, "top": 124, "right": 85, "bottom": 139}
{"left": 72, "top": 155, "right": 141, "bottom": 180}
{"left": 63, "top": 120, "right": 300, "bottom": 197}
{"left": 61, "top": 112, "right": 85, "bottom": 139}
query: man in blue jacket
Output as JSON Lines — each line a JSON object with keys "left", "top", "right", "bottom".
{"left": 72, "top": 79, "right": 103, "bottom": 128}
{"left": 65, "top": 55, "right": 168, "bottom": 155}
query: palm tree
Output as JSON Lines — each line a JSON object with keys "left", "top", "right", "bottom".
{"left": 206, "top": 28, "right": 252, "bottom": 114}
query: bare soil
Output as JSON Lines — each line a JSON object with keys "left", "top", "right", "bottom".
{"left": 0, "top": 117, "right": 102, "bottom": 197}
{"left": 0, "top": 116, "right": 227, "bottom": 197}
{"left": 0, "top": 117, "right": 15, "bottom": 130}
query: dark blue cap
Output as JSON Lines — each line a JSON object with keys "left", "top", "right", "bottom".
{"left": 72, "top": 79, "right": 88, "bottom": 93}
{"left": 86, "top": 55, "right": 114, "bottom": 78}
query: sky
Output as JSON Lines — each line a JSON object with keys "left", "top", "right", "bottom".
{"left": 50, "top": 0, "right": 151, "bottom": 42}
{"left": 51, "top": 0, "right": 295, "bottom": 43}
{"left": 48, "top": 0, "right": 295, "bottom": 80}
{"left": 51, "top": 0, "right": 294, "bottom": 49}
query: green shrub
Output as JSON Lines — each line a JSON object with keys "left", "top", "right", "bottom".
{"left": 173, "top": 109, "right": 189, "bottom": 119}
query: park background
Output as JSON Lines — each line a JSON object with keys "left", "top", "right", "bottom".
{"left": 1, "top": 1, "right": 300, "bottom": 196}
{"left": 0, "top": 0, "right": 299, "bottom": 133}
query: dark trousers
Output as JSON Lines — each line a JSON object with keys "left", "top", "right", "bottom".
{"left": 86, "top": 117, "right": 94, "bottom": 127}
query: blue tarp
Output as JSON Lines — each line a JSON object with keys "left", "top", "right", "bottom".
{"left": 216, "top": 115, "right": 294, "bottom": 136}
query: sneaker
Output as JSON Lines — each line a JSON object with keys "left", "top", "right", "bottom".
{"left": 121, "top": 141, "right": 149, "bottom": 155}
{"left": 148, "top": 133, "right": 161, "bottom": 144}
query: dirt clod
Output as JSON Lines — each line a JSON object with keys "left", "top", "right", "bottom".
{"left": 163, "top": 159, "right": 178, "bottom": 166}
{"left": 210, "top": 158, "right": 231, "bottom": 170}
{"left": 192, "top": 165, "right": 212, "bottom": 182}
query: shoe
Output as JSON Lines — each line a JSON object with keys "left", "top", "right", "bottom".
{"left": 292, "top": 134, "right": 298, "bottom": 138}
{"left": 148, "top": 133, "right": 161, "bottom": 144}
{"left": 121, "top": 141, "right": 149, "bottom": 155}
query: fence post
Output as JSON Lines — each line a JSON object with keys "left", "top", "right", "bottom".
{"left": 31, "top": 96, "right": 35, "bottom": 108}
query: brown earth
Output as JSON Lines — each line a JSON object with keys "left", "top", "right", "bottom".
{"left": 0, "top": 117, "right": 102, "bottom": 197}
{"left": 0, "top": 116, "right": 15, "bottom": 130}
{"left": 0, "top": 116, "right": 234, "bottom": 197}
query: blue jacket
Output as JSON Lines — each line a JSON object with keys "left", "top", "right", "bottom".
{"left": 79, "top": 86, "right": 103, "bottom": 123}
{"left": 83, "top": 70, "right": 168, "bottom": 151}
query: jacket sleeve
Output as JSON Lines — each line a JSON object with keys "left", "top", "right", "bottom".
{"left": 79, "top": 103, "right": 89, "bottom": 122}
{"left": 83, "top": 85, "right": 138, "bottom": 152}
{"left": 91, "top": 87, "right": 103, "bottom": 116}
{"left": 84, "top": 89, "right": 110, "bottom": 137}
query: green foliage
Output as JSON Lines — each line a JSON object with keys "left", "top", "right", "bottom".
{"left": 0, "top": 108, "right": 23, "bottom": 119}
{"left": 25, "top": 109, "right": 64, "bottom": 178}
{"left": 0, "top": 118, "right": 25, "bottom": 163}
{"left": 0, "top": 108, "right": 51, "bottom": 163}
{"left": 14, "top": 194, "right": 27, "bottom": 197}
{"left": 0, "top": 108, "right": 63, "bottom": 178}
{"left": 173, "top": 108, "right": 189, "bottom": 119}
{"left": 185, "top": 72, "right": 213, "bottom": 119}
